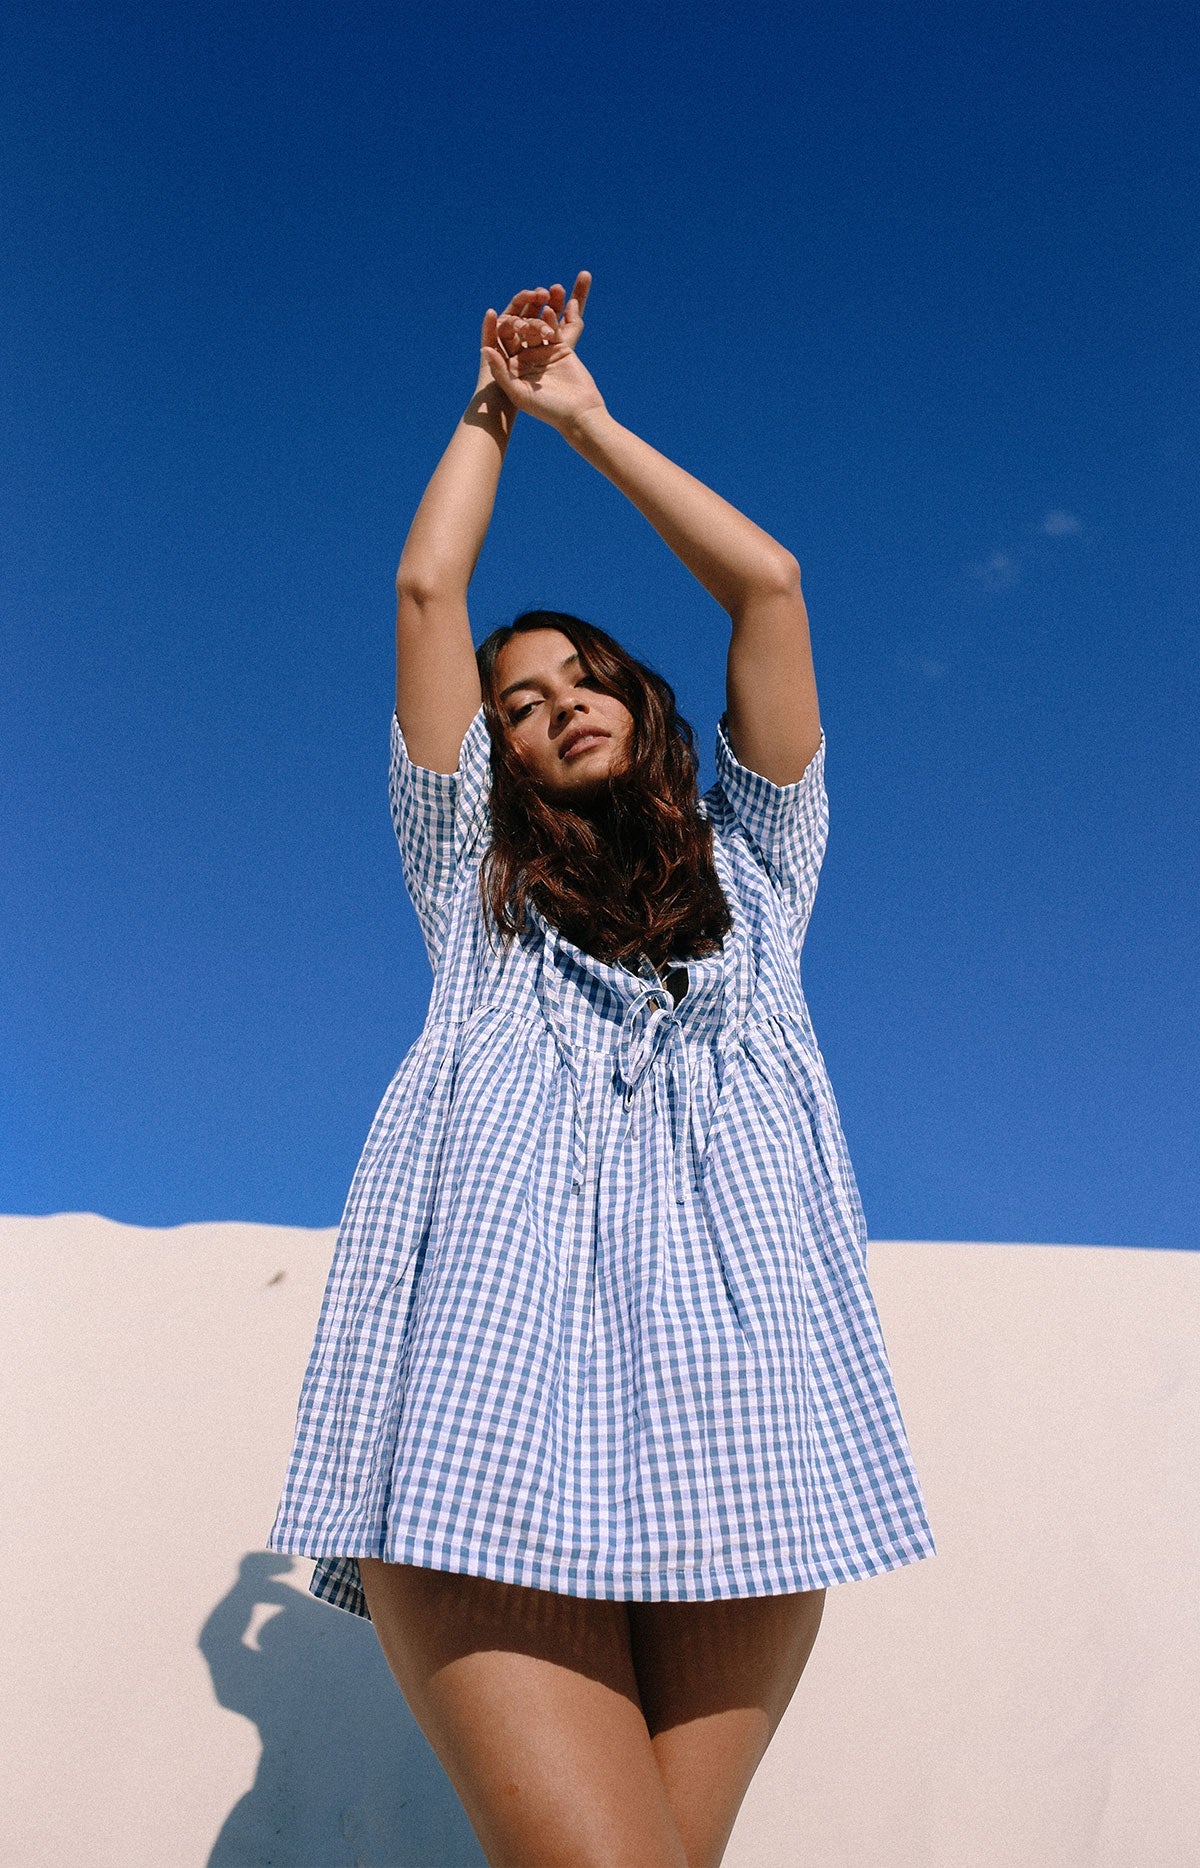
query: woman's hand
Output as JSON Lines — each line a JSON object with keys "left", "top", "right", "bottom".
{"left": 474, "top": 285, "right": 555, "bottom": 396}
{"left": 480, "top": 271, "right": 606, "bottom": 435}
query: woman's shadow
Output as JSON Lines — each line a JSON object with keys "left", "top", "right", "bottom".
{"left": 199, "top": 1551, "right": 486, "bottom": 1867}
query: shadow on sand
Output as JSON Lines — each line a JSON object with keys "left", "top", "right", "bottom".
{"left": 199, "top": 1551, "right": 486, "bottom": 1867}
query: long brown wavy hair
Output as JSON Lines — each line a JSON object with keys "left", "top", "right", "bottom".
{"left": 475, "top": 610, "right": 733, "bottom": 971}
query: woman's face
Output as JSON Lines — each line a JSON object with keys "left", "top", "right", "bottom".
{"left": 494, "top": 629, "right": 635, "bottom": 800}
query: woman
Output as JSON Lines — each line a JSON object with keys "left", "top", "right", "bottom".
{"left": 268, "top": 271, "right": 937, "bottom": 1868}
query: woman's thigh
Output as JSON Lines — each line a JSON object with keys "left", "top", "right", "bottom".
{"left": 627, "top": 1588, "right": 827, "bottom": 1868}
{"left": 358, "top": 1558, "right": 689, "bottom": 1868}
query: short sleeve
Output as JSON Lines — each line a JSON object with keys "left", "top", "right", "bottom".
{"left": 710, "top": 712, "right": 829, "bottom": 943}
{"left": 388, "top": 703, "right": 493, "bottom": 971}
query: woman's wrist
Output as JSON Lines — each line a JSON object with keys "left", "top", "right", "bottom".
{"left": 464, "top": 371, "right": 517, "bottom": 444}
{"left": 558, "top": 400, "right": 617, "bottom": 453}
{"left": 473, "top": 356, "right": 504, "bottom": 398}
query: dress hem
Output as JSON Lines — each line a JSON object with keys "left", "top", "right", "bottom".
{"left": 267, "top": 1524, "right": 938, "bottom": 1620}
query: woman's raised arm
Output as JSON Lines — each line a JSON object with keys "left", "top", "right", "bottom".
{"left": 482, "top": 280, "right": 820, "bottom": 787}
{"left": 395, "top": 290, "right": 560, "bottom": 774}
{"left": 566, "top": 408, "right": 821, "bottom": 788}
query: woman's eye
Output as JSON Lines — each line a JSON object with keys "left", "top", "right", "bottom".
{"left": 509, "top": 677, "right": 598, "bottom": 724}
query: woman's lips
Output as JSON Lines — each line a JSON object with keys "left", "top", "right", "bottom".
{"left": 561, "top": 731, "right": 610, "bottom": 760}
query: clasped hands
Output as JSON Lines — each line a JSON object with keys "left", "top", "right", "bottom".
{"left": 478, "top": 270, "right": 606, "bottom": 433}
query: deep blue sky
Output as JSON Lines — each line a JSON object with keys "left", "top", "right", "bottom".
{"left": 3, "top": 1, "right": 1196, "bottom": 1246}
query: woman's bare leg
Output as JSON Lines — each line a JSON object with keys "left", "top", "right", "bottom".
{"left": 358, "top": 1558, "right": 690, "bottom": 1868}
{"left": 627, "top": 1588, "right": 827, "bottom": 1868}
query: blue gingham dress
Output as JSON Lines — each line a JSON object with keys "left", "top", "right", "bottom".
{"left": 267, "top": 704, "right": 937, "bottom": 1618}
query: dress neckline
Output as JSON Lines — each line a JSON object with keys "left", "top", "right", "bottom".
{"left": 525, "top": 899, "right": 719, "bottom": 979}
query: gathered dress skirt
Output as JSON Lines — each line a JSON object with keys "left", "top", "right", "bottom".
{"left": 267, "top": 705, "right": 938, "bottom": 1619}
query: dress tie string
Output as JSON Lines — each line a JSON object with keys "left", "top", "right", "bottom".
{"left": 616, "top": 971, "right": 700, "bottom": 1206}
{"left": 533, "top": 922, "right": 592, "bottom": 1192}
{"left": 530, "top": 886, "right": 756, "bottom": 1203}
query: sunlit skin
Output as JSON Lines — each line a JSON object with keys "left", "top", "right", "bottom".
{"left": 494, "top": 626, "right": 635, "bottom": 804}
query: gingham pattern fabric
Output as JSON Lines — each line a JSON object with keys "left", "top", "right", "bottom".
{"left": 267, "top": 704, "right": 937, "bottom": 1618}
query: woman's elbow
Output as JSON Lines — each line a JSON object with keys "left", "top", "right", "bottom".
{"left": 396, "top": 562, "right": 461, "bottom": 607}
{"left": 738, "top": 548, "right": 801, "bottom": 604}
{"left": 767, "top": 549, "right": 802, "bottom": 594}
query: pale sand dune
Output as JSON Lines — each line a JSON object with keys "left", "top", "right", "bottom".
{"left": 1, "top": 1212, "right": 1195, "bottom": 1866}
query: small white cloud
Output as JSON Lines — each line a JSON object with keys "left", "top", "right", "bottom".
{"left": 969, "top": 551, "right": 1020, "bottom": 589}
{"left": 1041, "top": 509, "right": 1082, "bottom": 536}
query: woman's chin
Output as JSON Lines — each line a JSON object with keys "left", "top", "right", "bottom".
{"left": 554, "top": 751, "right": 616, "bottom": 787}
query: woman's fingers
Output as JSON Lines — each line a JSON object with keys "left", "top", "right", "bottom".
{"left": 491, "top": 275, "right": 589, "bottom": 357}
{"left": 497, "top": 313, "right": 528, "bottom": 355}
{"left": 534, "top": 274, "right": 588, "bottom": 338}
{"left": 500, "top": 286, "right": 549, "bottom": 321}
{"left": 497, "top": 278, "right": 585, "bottom": 322}
{"left": 498, "top": 312, "right": 553, "bottom": 354}
{"left": 557, "top": 270, "right": 591, "bottom": 350}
